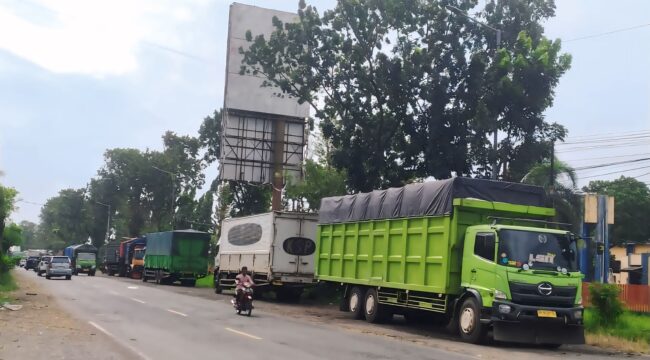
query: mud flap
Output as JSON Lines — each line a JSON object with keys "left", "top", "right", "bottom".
{"left": 493, "top": 321, "right": 585, "bottom": 344}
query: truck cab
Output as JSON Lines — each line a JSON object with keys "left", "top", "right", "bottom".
{"left": 459, "top": 224, "right": 583, "bottom": 344}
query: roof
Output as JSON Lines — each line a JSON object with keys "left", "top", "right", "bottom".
{"left": 318, "top": 177, "right": 547, "bottom": 224}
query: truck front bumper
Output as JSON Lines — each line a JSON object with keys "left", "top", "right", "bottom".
{"left": 491, "top": 300, "right": 585, "bottom": 344}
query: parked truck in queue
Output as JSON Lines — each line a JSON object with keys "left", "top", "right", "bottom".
{"left": 316, "top": 178, "right": 584, "bottom": 345}
{"left": 119, "top": 237, "right": 146, "bottom": 279}
{"left": 142, "top": 230, "right": 210, "bottom": 286}
{"left": 63, "top": 244, "right": 98, "bottom": 276}
{"left": 215, "top": 212, "right": 318, "bottom": 301}
{"left": 103, "top": 240, "right": 121, "bottom": 276}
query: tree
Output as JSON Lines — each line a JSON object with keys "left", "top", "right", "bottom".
{"left": 2, "top": 223, "right": 23, "bottom": 253}
{"left": 0, "top": 184, "right": 18, "bottom": 251}
{"left": 285, "top": 160, "right": 347, "bottom": 211}
{"left": 240, "top": 0, "right": 570, "bottom": 191}
{"left": 521, "top": 159, "right": 580, "bottom": 230}
{"left": 18, "top": 220, "right": 38, "bottom": 249}
{"left": 38, "top": 188, "right": 91, "bottom": 250}
{"left": 583, "top": 177, "right": 650, "bottom": 245}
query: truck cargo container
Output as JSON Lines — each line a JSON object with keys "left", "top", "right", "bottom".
{"left": 216, "top": 212, "right": 318, "bottom": 301}
{"left": 103, "top": 241, "right": 121, "bottom": 276}
{"left": 142, "top": 230, "right": 209, "bottom": 286}
{"left": 64, "top": 244, "right": 98, "bottom": 276}
{"left": 316, "top": 177, "right": 584, "bottom": 346}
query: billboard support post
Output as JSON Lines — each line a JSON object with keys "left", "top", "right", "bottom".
{"left": 272, "top": 117, "right": 286, "bottom": 211}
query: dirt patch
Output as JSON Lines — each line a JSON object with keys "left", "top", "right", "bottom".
{"left": 0, "top": 270, "right": 136, "bottom": 360}
{"left": 586, "top": 333, "right": 650, "bottom": 355}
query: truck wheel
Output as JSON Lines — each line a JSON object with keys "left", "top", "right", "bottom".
{"left": 142, "top": 273, "right": 148, "bottom": 282}
{"left": 458, "top": 297, "right": 487, "bottom": 344}
{"left": 66, "top": 275, "right": 71, "bottom": 280}
{"left": 37, "top": 271, "right": 42, "bottom": 277}
{"left": 45, "top": 275, "right": 51, "bottom": 280}
{"left": 348, "top": 287, "right": 365, "bottom": 320}
{"left": 364, "top": 288, "right": 390, "bottom": 323}
{"left": 90, "top": 271, "right": 96, "bottom": 276}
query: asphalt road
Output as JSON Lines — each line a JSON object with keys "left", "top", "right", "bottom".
{"left": 20, "top": 271, "right": 638, "bottom": 360}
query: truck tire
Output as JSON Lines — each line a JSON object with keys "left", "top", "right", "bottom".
{"left": 90, "top": 271, "right": 96, "bottom": 277}
{"left": 155, "top": 270, "right": 162, "bottom": 285}
{"left": 142, "top": 273, "right": 148, "bottom": 282}
{"left": 348, "top": 287, "right": 365, "bottom": 320}
{"left": 364, "top": 288, "right": 390, "bottom": 323}
{"left": 45, "top": 275, "right": 51, "bottom": 280}
{"left": 66, "top": 275, "right": 71, "bottom": 280}
{"left": 458, "top": 297, "right": 487, "bottom": 344}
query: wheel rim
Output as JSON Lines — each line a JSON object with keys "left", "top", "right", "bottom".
{"left": 365, "top": 294, "right": 375, "bottom": 314}
{"left": 350, "top": 293, "right": 359, "bottom": 312}
{"left": 460, "top": 307, "right": 475, "bottom": 334}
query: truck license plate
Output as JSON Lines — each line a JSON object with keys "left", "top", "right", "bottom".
{"left": 537, "top": 310, "right": 557, "bottom": 318}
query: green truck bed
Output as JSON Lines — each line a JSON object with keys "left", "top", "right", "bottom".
{"left": 144, "top": 230, "right": 210, "bottom": 275}
{"left": 316, "top": 198, "right": 554, "bottom": 295}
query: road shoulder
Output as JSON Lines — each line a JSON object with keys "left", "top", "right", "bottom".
{"left": 0, "top": 270, "right": 136, "bottom": 360}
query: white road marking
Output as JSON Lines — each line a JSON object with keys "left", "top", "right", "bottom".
{"left": 166, "top": 309, "right": 188, "bottom": 317}
{"left": 224, "top": 327, "right": 262, "bottom": 340}
{"left": 127, "top": 286, "right": 139, "bottom": 289}
{"left": 130, "top": 298, "right": 146, "bottom": 304}
{"left": 88, "top": 321, "right": 152, "bottom": 360}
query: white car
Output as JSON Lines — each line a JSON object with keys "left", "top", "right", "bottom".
{"left": 46, "top": 256, "right": 73, "bottom": 280}
{"left": 37, "top": 256, "right": 52, "bottom": 276}
{"left": 19, "top": 258, "right": 26, "bottom": 267}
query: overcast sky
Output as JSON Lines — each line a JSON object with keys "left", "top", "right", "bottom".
{"left": 1, "top": 0, "right": 648, "bottom": 224}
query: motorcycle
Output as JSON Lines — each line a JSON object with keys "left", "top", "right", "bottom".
{"left": 231, "top": 280, "right": 254, "bottom": 316}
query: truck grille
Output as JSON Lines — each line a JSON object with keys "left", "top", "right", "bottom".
{"left": 509, "top": 281, "right": 576, "bottom": 308}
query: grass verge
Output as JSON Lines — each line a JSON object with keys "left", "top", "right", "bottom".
{"left": 585, "top": 308, "right": 650, "bottom": 353}
{"left": 196, "top": 273, "right": 214, "bottom": 288}
{"left": 0, "top": 271, "right": 18, "bottom": 303}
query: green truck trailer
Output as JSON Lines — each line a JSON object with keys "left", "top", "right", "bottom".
{"left": 316, "top": 177, "right": 584, "bottom": 345}
{"left": 142, "top": 230, "right": 210, "bottom": 287}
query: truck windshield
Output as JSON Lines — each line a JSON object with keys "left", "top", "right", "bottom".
{"left": 77, "top": 252, "right": 95, "bottom": 261}
{"left": 497, "top": 229, "right": 578, "bottom": 271}
{"left": 134, "top": 250, "right": 144, "bottom": 260}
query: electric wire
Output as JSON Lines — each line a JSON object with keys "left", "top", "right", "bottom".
{"left": 565, "top": 22, "right": 650, "bottom": 42}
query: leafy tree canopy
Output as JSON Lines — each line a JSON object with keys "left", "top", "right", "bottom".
{"left": 583, "top": 177, "right": 650, "bottom": 245}
{"left": 240, "top": 0, "right": 570, "bottom": 191}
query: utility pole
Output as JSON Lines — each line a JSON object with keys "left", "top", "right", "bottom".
{"left": 96, "top": 201, "right": 111, "bottom": 244}
{"left": 445, "top": 5, "right": 502, "bottom": 180}
{"left": 549, "top": 140, "right": 555, "bottom": 207}
{"left": 152, "top": 166, "right": 178, "bottom": 230}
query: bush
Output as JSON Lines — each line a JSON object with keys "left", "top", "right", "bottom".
{"left": 589, "top": 283, "right": 624, "bottom": 326}
{"left": 0, "top": 254, "right": 16, "bottom": 273}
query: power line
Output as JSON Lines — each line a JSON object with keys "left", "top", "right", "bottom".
{"left": 563, "top": 130, "right": 650, "bottom": 141}
{"left": 558, "top": 134, "right": 650, "bottom": 145}
{"left": 565, "top": 22, "right": 650, "bottom": 42}
{"left": 564, "top": 152, "right": 650, "bottom": 163}
{"left": 573, "top": 157, "right": 650, "bottom": 171}
{"left": 580, "top": 165, "right": 650, "bottom": 179}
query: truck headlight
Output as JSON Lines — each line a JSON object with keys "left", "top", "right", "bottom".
{"left": 498, "top": 304, "right": 512, "bottom": 314}
{"left": 494, "top": 289, "right": 507, "bottom": 300}
{"left": 574, "top": 310, "right": 583, "bottom": 319}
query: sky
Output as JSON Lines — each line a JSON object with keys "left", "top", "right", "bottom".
{"left": 0, "top": 0, "right": 648, "bottom": 224}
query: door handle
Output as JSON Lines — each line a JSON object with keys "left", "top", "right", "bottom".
{"left": 471, "top": 269, "right": 477, "bottom": 273}
{"left": 301, "top": 262, "right": 308, "bottom": 265}
{"left": 289, "top": 261, "right": 296, "bottom": 264}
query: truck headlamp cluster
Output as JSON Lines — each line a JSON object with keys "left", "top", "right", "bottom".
{"left": 494, "top": 289, "right": 507, "bottom": 300}
{"left": 498, "top": 304, "right": 512, "bottom": 314}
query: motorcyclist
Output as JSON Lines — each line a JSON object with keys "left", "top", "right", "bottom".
{"left": 235, "top": 266, "right": 255, "bottom": 305}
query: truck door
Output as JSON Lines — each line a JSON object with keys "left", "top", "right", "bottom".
{"left": 466, "top": 231, "right": 497, "bottom": 298}
{"left": 273, "top": 216, "right": 317, "bottom": 276}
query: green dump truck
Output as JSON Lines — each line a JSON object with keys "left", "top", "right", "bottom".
{"left": 316, "top": 178, "right": 584, "bottom": 345}
{"left": 142, "top": 230, "right": 210, "bottom": 286}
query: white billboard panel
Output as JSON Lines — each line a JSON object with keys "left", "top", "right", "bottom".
{"left": 224, "top": 3, "right": 310, "bottom": 118}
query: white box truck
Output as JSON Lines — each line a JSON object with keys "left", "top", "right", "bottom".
{"left": 215, "top": 212, "right": 318, "bottom": 301}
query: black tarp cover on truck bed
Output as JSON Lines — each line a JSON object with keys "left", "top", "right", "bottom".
{"left": 318, "top": 177, "right": 546, "bottom": 224}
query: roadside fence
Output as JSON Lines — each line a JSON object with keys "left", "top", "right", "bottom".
{"left": 582, "top": 282, "right": 650, "bottom": 313}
